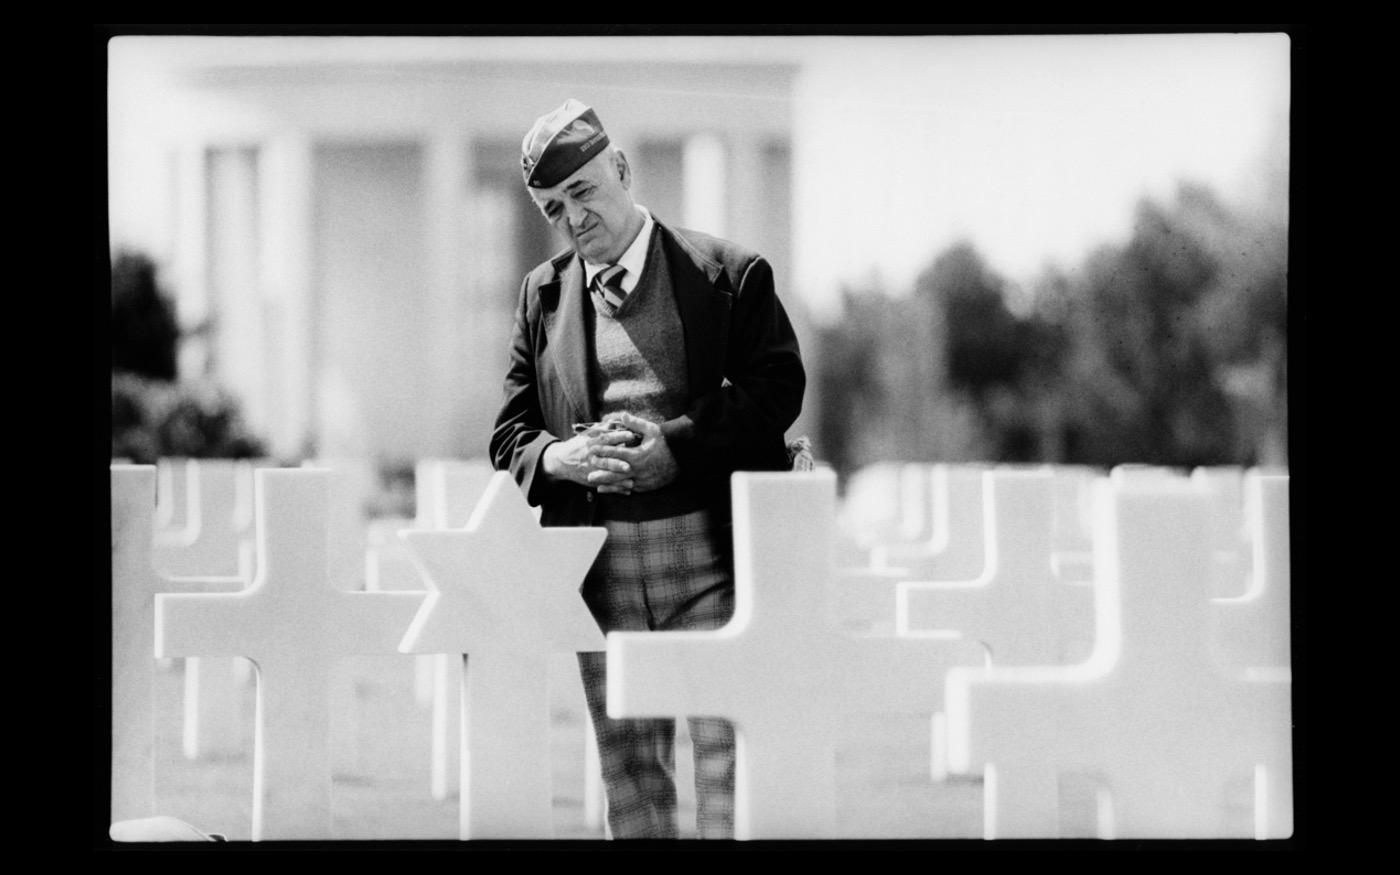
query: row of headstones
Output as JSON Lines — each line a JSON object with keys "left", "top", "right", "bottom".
{"left": 833, "top": 461, "right": 1291, "bottom": 839}
{"left": 137, "top": 457, "right": 389, "bottom": 764}
{"left": 111, "top": 457, "right": 1291, "bottom": 840}
{"left": 117, "top": 453, "right": 1288, "bottom": 834}
{"left": 838, "top": 462, "right": 1289, "bottom": 673}
{"left": 126, "top": 457, "right": 506, "bottom": 807}
{"left": 114, "top": 457, "right": 596, "bottom": 842}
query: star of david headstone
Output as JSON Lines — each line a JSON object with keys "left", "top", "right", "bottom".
{"left": 398, "top": 471, "right": 605, "bottom": 839}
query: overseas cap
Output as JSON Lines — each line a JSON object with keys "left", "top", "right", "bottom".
{"left": 520, "top": 98, "right": 612, "bottom": 189}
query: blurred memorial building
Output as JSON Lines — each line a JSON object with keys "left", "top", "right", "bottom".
{"left": 109, "top": 42, "right": 807, "bottom": 465}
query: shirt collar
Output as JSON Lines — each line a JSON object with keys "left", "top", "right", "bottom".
{"left": 582, "top": 205, "right": 653, "bottom": 293}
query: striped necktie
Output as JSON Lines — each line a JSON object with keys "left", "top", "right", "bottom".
{"left": 592, "top": 264, "right": 628, "bottom": 317}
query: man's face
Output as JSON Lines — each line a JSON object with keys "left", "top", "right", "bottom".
{"left": 528, "top": 151, "right": 641, "bottom": 264}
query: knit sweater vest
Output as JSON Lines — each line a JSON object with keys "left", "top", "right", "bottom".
{"left": 592, "top": 229, "right": 703, "bottom": 521}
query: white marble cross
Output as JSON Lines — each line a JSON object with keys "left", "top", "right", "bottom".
{"left": 153, "top": 458, "right": 192, "bottom": 537}
{"left": 838, "top": 462, "right": 906, "bottom": 550}
{"left": 1192, "top": 466, "right": 1249, "bottom": 600}
{"left": 153, "top": 459, "right": 255, "bottom": 579}
{"left": 894, "top": 462, "right": 935, "bottom": 543}
{"left": 306, "top": 456, "right": 378, "bottom": 592}
{"left": 365, "top": 517, "right": 427, "bottom": 593}
{"left": 607, "top": 470, "right": 986, "bottom": 839}
{"left": 871, "top": 465, "right": 988, "bottom": 580}
{"left": 1210, "top": 471, "right": 1290, "bottom": 675}
{"left": 896, "top": 469, "right": 1096, "bottom": 667}
{"left": 415, "top": 458, "right": 497, "bottom": 529}
{"left": 1109, "top": 464, "right": 1185, "bottom": 483}
{"left": 409, "top": 458, "right": 497, "bottom": 803}
{"left": 177, "top": 654, "right": 252, "bottom": 762}
{"left": 398, "top": 471, "right": 605, "bottom": 839}
{"left": 828, "top": 566, "right": 917, "bottom": 635}
{"left": 944, "top": 474, "right": 1292, "bottom": 839}
{"left": 154, "top": 467, "right": 425, "bottom": 841}
{"left": 149, "top": 459, "right": 260, "bottom": 761}
{"left": 1048, "top": 465, "right": 1098, "bottom": 584}
{"left": 362, "top": 515, "right": 438, "bottom": 738}
{"left": 110, "top": 464, "right": 249, "bottom": 829}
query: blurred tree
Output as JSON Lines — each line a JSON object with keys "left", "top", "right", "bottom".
{"left": 110, "top": 249, "right": 269, "bottom": 463}
{"left": 914, "top": 242, "right": 1066, "bottom": 462}
{"left": 1059, "top": 183, "right": 1283, "bottom": 467}
{"left": 111, "top": 250, "right": 179, "bottom": 381}
{"left": 1017, "top": 268, "right": 1078, "bottom": 462}
{"left": 110, "top": 373, "right": 161, "bottom": 463}
{"left": 817, "top": 271, "right": 993, "bottom": 483}
{"left": 1188, "top": 184, "right": 1289, "bottom": 465}
{"left": 813, "top": 180, "right": 1287, "bottom": 479}
{"left": 815, "top": 287, "right": 881, "bottom": 478}
{"left": 111, "top": 375, "right": 268, "bottom": 464}
{"left": 915, "top": 243, "right": 1023, "bottom": 398}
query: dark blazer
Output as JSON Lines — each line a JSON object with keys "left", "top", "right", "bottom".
{"left": 489, "top": 217, "right": 806, "bottom": 528}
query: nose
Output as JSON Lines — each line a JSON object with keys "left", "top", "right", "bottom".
{"left": 564, "top": 199, "right": 588, "bottom": 228}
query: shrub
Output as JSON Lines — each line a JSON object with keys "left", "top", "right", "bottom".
{"left": 111, "top": 251, "right": 179, "bottom": 381}
{"left": 112, "top": 373, "right": 268, "bottom": 464}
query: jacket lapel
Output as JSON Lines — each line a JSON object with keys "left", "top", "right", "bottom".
{"left": 540, "top": 219, "right": 731, "bottom": 425}
{"left": 540, "top": 253, "right": 596, "bottom": 424}
{"left": 658, "top": 221, "right": 732, "bottom": 398}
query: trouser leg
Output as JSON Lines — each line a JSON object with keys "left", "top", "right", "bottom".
{"left": 580, "top": 510, "right": 737, "bottom": 839}
{"left": 687, "top": 716, "right": 735, "bottom": 838}
{"left": 577, "top": 651, "right": 678, "bottom": 838}
{"left": 647, "top": 515, "right": 736, "bottom": 840}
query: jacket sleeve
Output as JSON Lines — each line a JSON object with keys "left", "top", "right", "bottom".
{"left": 659, "top": 254, "right": 806, "bottom": 481}
{"left": 488, "top": 274, "right": 560, "bottom": 507}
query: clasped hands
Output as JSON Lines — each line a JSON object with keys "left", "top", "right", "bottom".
{"left": 544, "top": 411, "right": 678, "bottom": 495}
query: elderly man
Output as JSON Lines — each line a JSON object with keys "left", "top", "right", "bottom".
{"left": 490, "top": 99, "right": 806, "bottom": 839}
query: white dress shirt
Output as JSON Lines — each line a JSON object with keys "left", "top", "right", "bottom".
{"left": 582, "top": 205, "right": 654, "bottom": 295}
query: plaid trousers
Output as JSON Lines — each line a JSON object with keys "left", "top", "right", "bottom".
{"left": 578, "top": 508, "right": 736, "bottom": 839}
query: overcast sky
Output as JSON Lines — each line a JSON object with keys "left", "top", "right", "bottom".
{"left": 787, "top": 34, "right": 1290, "bottom": 318}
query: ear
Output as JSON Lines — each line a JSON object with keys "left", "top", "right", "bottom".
{"left": 614, "top": 150, "right": 632, "bottom": 189}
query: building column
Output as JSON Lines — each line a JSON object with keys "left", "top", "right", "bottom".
{"left": 457, "top": 142, "right": 521, "bottom": 457}
{"left": 259, "top": 132, "right": 316, "bottom": 460}
{"left": 682, "top": 133, "right": 727, "bottom": 238}
{"left": 423, "top": 128, "right": 470, "bottom": 459}
{"left": 207, "top": 146, "right": 265, "bottom": 439}
{"left": 169, "top": 140, "right": 210, "bottom": 379}
{"left": 722, "top": 134, "right": 815, "bottom": 444}
{"left": 725, "top": 134, "right": 766, "bottom": 258}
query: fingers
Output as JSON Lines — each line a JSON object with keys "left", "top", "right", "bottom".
{"left": 585, "top": 428, "right": 636, "bottom": 449}
{"left": 585, "top": 465, "right": 632, "bottom": 485}
{"left": 589, "top": 443, "right": 640, "bottom": 462}
{"left": 587, "top": 454, "right": 631, "bottom": 474}
{"left": 578, "top": 414, "right": 664, "bottom": 495}
{"left": 608, "top": 411, "right": 660, "bottom": 436}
